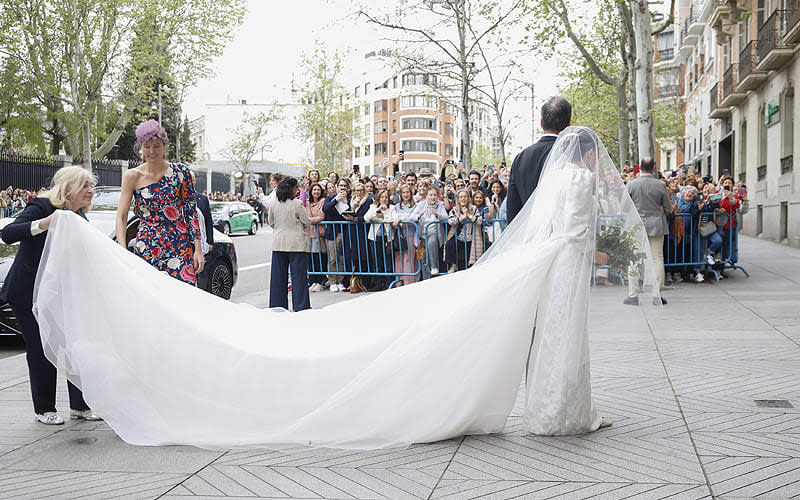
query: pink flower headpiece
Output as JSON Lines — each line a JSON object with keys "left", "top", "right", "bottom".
{"left": 133, "top": 119, "right": 169, "bottom": 155}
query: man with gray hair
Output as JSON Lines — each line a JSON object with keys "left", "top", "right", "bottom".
{"left": 507, "top": 96, "right": 572, "bottom": 223}
{"left": 624, "top": 157, "right": 670, "bottom": 305}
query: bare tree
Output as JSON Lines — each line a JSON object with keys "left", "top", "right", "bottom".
{"left": 359, "top": 0, "right": 522, "bottom": 171}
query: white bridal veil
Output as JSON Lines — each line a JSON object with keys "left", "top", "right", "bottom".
{"left": 32, "top": 126, "right": 657, "bottom": 450}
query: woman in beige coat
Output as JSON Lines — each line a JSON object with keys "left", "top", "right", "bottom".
{"left": 268, "top": 177, "right": 311, "bottom": 311}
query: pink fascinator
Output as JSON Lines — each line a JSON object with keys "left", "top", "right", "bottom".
{"left": 133, "top": 119, "right": 169, "bottom": 155}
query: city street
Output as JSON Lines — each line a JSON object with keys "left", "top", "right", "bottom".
{"left": 0, "top": 234, "right": 798, "bottom": 499}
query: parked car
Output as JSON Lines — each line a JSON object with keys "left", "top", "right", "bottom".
{"left": 0, "top": 187, "right": 239, "bottom": 336}
{"left": 211, "top": 201, "right": 259, "bottom": 236}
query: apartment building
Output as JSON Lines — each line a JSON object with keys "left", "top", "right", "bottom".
{"left": 655, "top": 27, "right": 686, "bottom": 172}
{"left": 674, "top": 0, "right": 800, "bottom": 247}
{"left": 349, "top": 53, "right": 496, "bottom": 176}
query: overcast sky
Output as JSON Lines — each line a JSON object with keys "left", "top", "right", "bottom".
{"left": 183, "top": 0, "right": 565, "bottom": 161}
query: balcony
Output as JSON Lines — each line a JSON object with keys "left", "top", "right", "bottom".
{"left": 709, "top": 82, "right": 731, "bottom": 119}
{"left": 682, "top": 15, "right": 701, "bottom": 48}
{"left": 757, "top": 10, "right": 795, "bottom": 71}
{"left": 738, "top": 41, "right": 769, "bottom": 90}
{"left": 785, "top": 0, "right": 800, "bottom": 43}
{"left": 656, "top": 83, "right": 682, "bottom": 99}
{"left": 782, "top": 154, "right": 794, "bottom": 174}
{"left": 721, "top": 64, "right": 747, "bottom": 106}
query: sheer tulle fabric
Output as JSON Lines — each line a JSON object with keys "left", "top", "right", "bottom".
{"left": 33, "top": 126, "right": 656, "bottom": 450}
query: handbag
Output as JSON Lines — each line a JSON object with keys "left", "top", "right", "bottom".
{"left": 349, "top": 275, "right": 367, "bottom": 293}
{"left": 698, "top": 220, "right": 717, "bottom": 237}
{"left": 415, "top": 245, "right": 427, "bottom": 261}
{"left": 393, "top": 226, "right": 408, "bottom": 251}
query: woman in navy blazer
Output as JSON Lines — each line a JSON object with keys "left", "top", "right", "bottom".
{"left": 0, "top": 167, "right": 102, "bottom": 425}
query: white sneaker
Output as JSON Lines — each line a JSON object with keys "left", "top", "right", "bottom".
{"left": 70, "top": 409, "right": 102, "bottom": 421}
{"left": 431, "top": 267, "right": 439, "bottom": 276}
{"left": 337, "top": 283, "right": 347, "bottom": 292}
{"left": 35, "top": 412, "right": 64, "bottom": 425}
{"left": 706, "top": 253, "right": 715, "bottom": 265}
{"left": 329, "top": 284, "right": 339, "bottom": 293}
{"left": 695, "top": 272, "right": 704, "bottom": 283}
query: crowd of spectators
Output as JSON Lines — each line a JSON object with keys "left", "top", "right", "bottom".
{"left": 255, "top": 163, "right": 513, "bottom": 293}
{"left": 658, "top": 170, "right": 747, "bottom": 283}
{"left": 0, "top": 187, "right": 46, "bottom": 218}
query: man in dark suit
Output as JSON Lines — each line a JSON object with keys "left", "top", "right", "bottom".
{"left": 506, "top": 96, "right": 573, "bottom": 223}
{"left": 196, "top": 191, "right": 214, "bottom": 249}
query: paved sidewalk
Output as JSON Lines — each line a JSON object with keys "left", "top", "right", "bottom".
{"left": 0, "top": 236, "right": 798, "bottom": 499}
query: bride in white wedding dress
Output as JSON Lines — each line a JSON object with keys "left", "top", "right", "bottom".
{"left": 32, "top": 127, "right": 656, "bottom": 450}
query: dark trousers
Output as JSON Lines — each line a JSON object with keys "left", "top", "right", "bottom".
{"left": 12, "top": 304, "right": 89, "bottom": 414}
{"left": 445, "top": 237, "right": 471, "bottom": 270}
{"left": 269, "top": 251, "right": 311, "bottom": 311}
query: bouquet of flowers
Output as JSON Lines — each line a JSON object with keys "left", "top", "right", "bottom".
{"left": 595, "top": 222, "right": 647, "bottom": 274}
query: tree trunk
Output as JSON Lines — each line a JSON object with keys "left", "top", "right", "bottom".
{"left": 81, "top": 117, "right": 92, "bottom": 170}
{"left": 457, "top": 0, "right": 472, "bottom": 171}
{"left": 616, "top": 78, "right": 629, "bottom": 168}
{"left": 632, "top": 0, "right": 656, "bottom": 160}
{"left": 620, "top": 1, "right": 638, "bottom": 164}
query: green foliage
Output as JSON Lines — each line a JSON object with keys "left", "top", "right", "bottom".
{"left": 471, "top": 142, "right": 502, "bottom": 168}
{"left": 296, "top": 43, "right": 361, "bottom": 174}
{"left": 179, "top": 116, "right": 196, "bottom": 165}
{"left": 0, "top": 58, "right": 46, "bottom": 154}
{"left": 654, "top": 99, "right": 684, "bottom": 145}
{"left": 560, "top": 67, "right": 622, "bottom": 166}
{"left": 0, "top": 0, "right": 245, "bottom": 158}
{"left": 595, "top": 222, "right": 647, "bottom": 273}
{"left": 0, "top": 243, "right": 18, "bottom": 258}
{"left": 222, "top": 107, "right": 283, "bottom": 174}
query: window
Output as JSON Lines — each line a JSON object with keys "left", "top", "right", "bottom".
{"left": 445, "top": 144, "right": 454, "bottom": 156}
{"left": 374, "top": 100, "right": 388, "bottom": 112}
{"left": 445, "top": 122, "right": 454, "bottom": 135}
{"left": 445, "top": 103, "right": 456, "bottom": 115}
{"left": 392, "top": 120, "right": 397, "bottom": 132}
{"left": 782, "top": 91, "right": 794, "bottom": 158}
{"left": 364, "top": 124, "right": 369, "bottom": 136}
{"left": 365, "top": 144, "right": 371, "bottom": 156}
{"left": 375, "top": 143, "right": 387, "bottom": 155}
{"left": 392, "top": 141, "right": 396, "bottom": 154}
{"left": 355, "top": 86, "right": 360, "bottom": 97}
{"left": 401, "top": 139, "right": 438, "bottom": 152}
{"left": 739, "top": 120, "right": 747, "bottom": 179}
{"left": 757, "top": 0, "right": 766, "bottom": 28}
{"left": 354, "top": 147, "right": 361, "bottom": 158}
{"left": 400, "top": 95, "right": 439, "bottom": 109}
{"left": 400, "top": 161, "right": 437, "bottom": 173}
{"left": 364, "top": 104, "right": 370, "bottom": 116}
{"left": 375, "top": 121, "right": 388, "bottom": 133}
{"left": 393, "top": 76, "right": 398, "bottom": 88}
{"left": 401, "top": 117, "right": 438, "bottom": 130}
{"left": 364, "top": 83, "right": 370, "bottom": 94}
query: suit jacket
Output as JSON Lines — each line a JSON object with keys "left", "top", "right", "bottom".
{"left": 268, "top": 198, "right": 310, "bottom": 252}
{"left": 0, "top": 198, "right": 57, "bottom": 306}
{"left": 625, "top": 173, "right": 671, "bottom": 236}
{"left": 506, "top": 135, "right": 558, "bottom": 223}
{"left": 196, "top": 193, "right": 214, "bottom": 246}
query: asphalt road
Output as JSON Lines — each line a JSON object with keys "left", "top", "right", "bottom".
{"left": 228, "top": 223, "right": 273, "bottom": 305}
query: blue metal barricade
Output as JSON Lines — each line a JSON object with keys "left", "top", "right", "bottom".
{"left": 418, "top": 218, "right": 508, "bottom": 277}
{"left": 664, "top": 211, "right": 749, "bottom": 279}
{"left": 307, "top": 221, "right": 421, "bottom": 290}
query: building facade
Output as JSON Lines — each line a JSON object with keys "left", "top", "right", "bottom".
{"left": 673, "top": 0, "right": 800, "bottom": 247}
{"left": 348, "top": 54, "right": 496, "bottom": 176}
{"left": 655, "top": 27, "right": 686, "bottom": 172}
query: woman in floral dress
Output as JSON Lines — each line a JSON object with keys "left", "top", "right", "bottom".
{"left": 116, "top": 120, "right": 204, "bottom": 284}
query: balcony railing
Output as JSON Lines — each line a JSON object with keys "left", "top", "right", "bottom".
{"left": 758, "top": 165, "right": 767, "bottom": 180}
{"left": 739, "top": 41, "right": 756, "bottom": 81}
{"left": 782, "top": 154, "right": 794, "bottom": 174}
{"left": 786, "top": 0, "right": 800, "bottom": 41}
{"left": 710, "top": 82, "right": 721, "bottom": 112}
{"left": 723, "top": 64, "right": 737, "bottom": 98}
{"left": 656, "top": 84, "right": 682, "bottom": 98}
{"left": 758, "top": 10, "right": 792, "bottom": 63}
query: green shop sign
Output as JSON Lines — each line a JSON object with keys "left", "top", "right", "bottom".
{"left": 765, "top": 102, "right": 780, "bottom": 126}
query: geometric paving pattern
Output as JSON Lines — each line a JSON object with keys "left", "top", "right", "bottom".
{"left": 0, "top": 235, "right": 797, "bottom": 499}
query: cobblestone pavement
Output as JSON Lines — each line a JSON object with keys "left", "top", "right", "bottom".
{"left": 0, "top": 235, "right": 798, "bottom": 499}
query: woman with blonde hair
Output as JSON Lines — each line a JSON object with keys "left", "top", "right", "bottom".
{"left": 0, "top": 166, "right": 102, "bottom": 425}
{"left": 394, "top": 184, "right": 418, "bottom": 285}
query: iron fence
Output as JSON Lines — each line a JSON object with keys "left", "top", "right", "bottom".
{"left": 758, "top": 10, "right": 791, "bottom": 62}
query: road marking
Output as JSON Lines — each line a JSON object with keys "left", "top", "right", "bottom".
{"left": 239, "top": 263, "right": 271, "bottom": 272}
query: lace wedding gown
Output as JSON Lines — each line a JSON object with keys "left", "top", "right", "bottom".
{"left": 33, "top": 127, "right": 654, "bottom": 450}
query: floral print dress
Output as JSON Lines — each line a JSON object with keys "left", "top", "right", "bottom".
{"left": 133, "top": 163, "right": 200, "bottom": 284}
